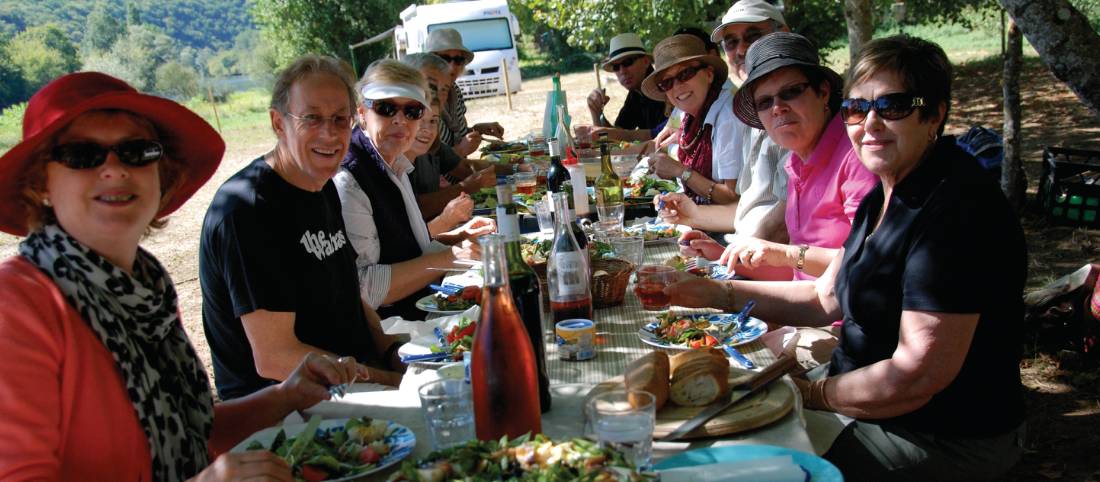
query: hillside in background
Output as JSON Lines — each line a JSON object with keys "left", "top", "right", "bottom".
{"left": 0, "top": 0, "right": 253, "bottom": 52}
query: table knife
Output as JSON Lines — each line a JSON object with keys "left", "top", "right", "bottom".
{"left": 659, "top": 354, "right": 799, "bottom": 441}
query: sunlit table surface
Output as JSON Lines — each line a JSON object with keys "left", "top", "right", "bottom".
{"left": 294, "top": 239, "right": 813, "bottom": 480}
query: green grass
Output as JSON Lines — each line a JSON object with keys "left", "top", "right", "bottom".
{"left": 0, "top": 88, "right": 272, "bottom": 153}
{"left": 823, "top": 8, "right": 1039, "bottom": 72}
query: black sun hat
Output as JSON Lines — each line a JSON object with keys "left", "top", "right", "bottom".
{"left": 732, "top": 32, "right": 843, "bottom": 129}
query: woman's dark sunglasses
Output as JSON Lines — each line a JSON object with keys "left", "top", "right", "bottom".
{"left": 51, "top": 139, "right": 164, "bottom": 170}
{"left": 609, "top": 55, "right": 640, "bottom": 72}
{"left": 656, "top": 64, "right": 706, "bottom": 93}
{"left": 436, "top": 54, "right": 467, "bottom": 65}
{"left": 365, "top": 99, "right": 426, "bottom": 120}
{"left": 841, "top": 93, "right": 926, "bottom": 124}
{"left": 753, "top": 82, "right": 811, "bottom": 112}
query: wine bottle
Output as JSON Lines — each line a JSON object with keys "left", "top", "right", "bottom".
{"left": 471, "top": 234, "right": 542, "bottom": 440}
{"left": 495, "top": 182, "right": 552, "bottom": 413}
{"left": 547, "top": 192, "right": 594, "bottom": 325}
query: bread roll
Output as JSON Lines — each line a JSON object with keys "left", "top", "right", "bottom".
{"left": 624, "top": 351, "right": 670, "bottom": 410}
{"left": 669, "top": 347, "right": 726, "bottom": 373}
{"left": 669, "top": 349, "right": 730, "bottom": 406}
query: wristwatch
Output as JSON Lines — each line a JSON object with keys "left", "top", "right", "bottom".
{"left": 679, "top": 169, "right": 693, "bottom": 182}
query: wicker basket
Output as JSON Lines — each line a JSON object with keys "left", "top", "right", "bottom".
{"left": 528, "top": 257, "right": 635, "bottom": 309}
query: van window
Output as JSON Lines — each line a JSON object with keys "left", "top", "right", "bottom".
{"left": 429, "top": 18, "right": 513, "bottom": 52}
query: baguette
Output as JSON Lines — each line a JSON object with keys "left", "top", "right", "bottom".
{"left": 624, "top": 351, "right": 670, "bottom": 410}
{"left": 668, "top": 347, "right": 726, "bottom": 373}
{"left": 669, "top": 349, "right": 730, "bottom": 407}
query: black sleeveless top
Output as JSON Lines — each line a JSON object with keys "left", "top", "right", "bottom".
{"left": 342, "top": 127, "right": 432, "bottom": 320}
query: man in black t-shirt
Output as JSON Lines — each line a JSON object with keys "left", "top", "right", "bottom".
{"left": 199, "top": 55, "right": 403, "bottom": 399}
{"left": 587, "top": 33, "right": 668, "bottom": 138}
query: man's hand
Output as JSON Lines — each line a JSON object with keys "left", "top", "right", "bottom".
{"left": 451, "top": 238, "right": 482, "bottom": 261}
{"left": 648, "top": 152, "right": 686, "bottom": 180}
{"left": 676, "top": 230, "right": 725, "bottom": 260}
{"left": 471, "top": 122, "right": 504, "bottom": 138}
{"left": 454, "top": 131, "right": 483, "bottom": 157}
{"left": 455, "top": 216, "right": 496, "bottom": 241}
{"left": 587, "top": 88, "right": 610, "bottom": 124}
{"left": 462, "top": 165, "right": 497, "bottom": 191}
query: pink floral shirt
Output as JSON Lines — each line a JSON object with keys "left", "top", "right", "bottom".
{"left": 785, "top": 114, "right": 877, "bottom": 280}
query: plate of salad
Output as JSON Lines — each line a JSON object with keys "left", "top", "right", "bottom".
{"left": 416, "top": 286, "right": 481, "bottom": 314}
{"left": 234, "top": 415, "right": 415, "bottom": 482}
{"left": 638, "top": 312, "right": 768, "bottom": 350}
{"left": 624, "top": 222, "right": 687, "bottom": 244}
{"left": 624, "top": 176, "right": 680, "bottom": 199}
{"left": 398, "top": 316, "right": 477, "bottom": 367}
{"left": 387, "top": 433, "right": 644, "bottom": 481}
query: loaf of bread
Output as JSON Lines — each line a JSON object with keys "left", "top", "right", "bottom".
{"left": 624, "top": 351, "right": 670, "bottom": 410}
{"left": 669, "top": 349, "right": 730, "bottom": 407}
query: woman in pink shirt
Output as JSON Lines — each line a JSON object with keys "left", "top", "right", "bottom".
{"left": 0, "top": 72, "right": 361, "bottom": 481}
{"left": 675, "top": 32, "right": 875, "bottom": 282}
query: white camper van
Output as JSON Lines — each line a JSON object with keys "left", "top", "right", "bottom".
{"left": 396, "top": 0, "right": 522, "bottom": 99}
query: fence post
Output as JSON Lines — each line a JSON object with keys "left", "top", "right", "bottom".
{"left": 207, "top": 86, "right": 222, "bottom": 133}
{"left": 501, "top": 57, "right": 513, "bottom": 111}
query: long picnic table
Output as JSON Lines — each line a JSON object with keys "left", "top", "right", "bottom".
{"left": 297, "top": 237, "right": 814, "bottom": 480}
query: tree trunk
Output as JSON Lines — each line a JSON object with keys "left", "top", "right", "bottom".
{"left": 1000, "top": 0, "right": 1100, "bottom": 118}
{"left": 844, "top": 0, "right": 874, "bottom": 68}
{"left": 1002, "top": 19, "right": 1026, "bottom": 209}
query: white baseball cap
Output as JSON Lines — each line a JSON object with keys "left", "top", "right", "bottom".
{"left": 711, "top": 0, "right": 787, "bottom": 42}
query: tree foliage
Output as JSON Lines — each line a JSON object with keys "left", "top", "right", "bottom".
{"left": 154, "top": 61, "right": 200, "bottom": 99}
{"left": 4, "top": 24, "right": 80, "bottom": 94}
{"left": 250, "top": 0, "right": 403, "bottom": 75}
{"left": 0, "top": 39, "right": 28, "bottom": 108}
{"left": 83, "top": 2, "right": 121, "bottom": 54}
{"left": 82, "top": 24, "right": 176, "bottom": 91}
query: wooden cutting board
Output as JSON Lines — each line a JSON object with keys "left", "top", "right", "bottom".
{"left": 585, "top": 368, "right": 795, "bottom": 440}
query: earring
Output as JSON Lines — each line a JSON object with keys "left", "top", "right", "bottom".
{"left": 42, "top": 197, "right": 51, "bottom": 207}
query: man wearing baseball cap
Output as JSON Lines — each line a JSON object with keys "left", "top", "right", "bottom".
{"left": 588, "top": 32, "right": 668, "bottom": 136}
{"left": 711, "top": 0, "right": 790, "bottom": 83}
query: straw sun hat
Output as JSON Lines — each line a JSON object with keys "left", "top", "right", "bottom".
{"left": 640, "top": 34, "right": 728, "bottom": 102}
{"left": 0, "top": 71, "right": 224, "bottom": 236}
{"left": 425, "top": 28, "right": 475, "bottom": 65}
{"left": 601, "top": 33, "right": 651, "bottom": 72}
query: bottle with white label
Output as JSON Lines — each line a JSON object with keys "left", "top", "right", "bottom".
{"left": 547, "top": 192, "right": 593, "bottom": 324}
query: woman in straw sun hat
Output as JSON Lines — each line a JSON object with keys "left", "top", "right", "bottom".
{"left": 641, "top": 34, "right": 742, "bottom": 207}
{"left": 0, "top": 72, "right": 359, "bottom": 481}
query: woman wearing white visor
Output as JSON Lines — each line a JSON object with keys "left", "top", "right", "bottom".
{"left": 334, "top": 60, "right": 493, "bottom": 321}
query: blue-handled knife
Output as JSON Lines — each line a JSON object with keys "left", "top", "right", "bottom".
{"left": 400, "top": 352, "right": 453, "bottom": 363}
{"left": 722, "top": 344, "right": 756, "bottom": 369}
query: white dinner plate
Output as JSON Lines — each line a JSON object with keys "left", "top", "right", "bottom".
{"left": 397, "top": 334, "right": 462, "bottom": 367}
{"left": 231, "top": 418, "right": 416, "bottom": 481}
{"left": 415, "top": 293, "right": 473, "bottom": 314}
{"left": 638, "top": 313, "right": 769, "bottom": 350}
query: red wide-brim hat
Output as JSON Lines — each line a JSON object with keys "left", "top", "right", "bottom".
{"left": 0, "top": 71, "right": 225, "bottom": 236}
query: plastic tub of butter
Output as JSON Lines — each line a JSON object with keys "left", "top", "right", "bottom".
{"left": 556, "top": 319, "right": 596, "bottom": 361}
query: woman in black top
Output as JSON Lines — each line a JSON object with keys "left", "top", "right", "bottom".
{"left": 667, "top": 35, "right": 1026, "bottom": 480}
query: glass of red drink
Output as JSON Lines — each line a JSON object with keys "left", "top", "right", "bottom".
{"left": 634, "top": 265, "right": 675, "bottom": 310}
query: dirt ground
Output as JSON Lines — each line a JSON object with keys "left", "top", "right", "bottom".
{"left": 1, "top": 59, "right": 1097, "bottom": 480}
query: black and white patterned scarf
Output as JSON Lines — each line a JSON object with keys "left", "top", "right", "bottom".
{"left": 20, "top": 223, "right": 214, "bottom": 481}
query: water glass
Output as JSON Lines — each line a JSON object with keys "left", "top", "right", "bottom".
{"left": 609, "top": 235, "right": 644, "bottom": 267}
{"left": 574, "top": 124, "right": 593, "bottom": 148}
{"left": 534, "top": 197, "right": 555, "bottom": 235}
{"left": 596, "top": 202, "right": 625, "bottom": 233}
{"left": 418, "top": 379, "right": 475, "bottom": 451}
{"left": 634, "top": 265, "right": 675, "bottom": 310}
{"left": 514, "top": 171, "right": 537, "bottom": 195}
{"left": 588, "top": 389, "right": 656, "bottom": 471}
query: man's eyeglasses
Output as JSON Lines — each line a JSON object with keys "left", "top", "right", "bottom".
{"left": 51, "top": 139, "right": 164, "bottom": 170}
{"left": 656, "top": 64, "right": 707, "bottom": 92}
{"left": 753, "top": 82, "right": 811, "bottom": 112}
{"left": 609, "top": 55, "right": 641, "bottom": 72}
{"left": 284, "top": 112, "right": 354, "bottom": 131}
{"left": 365, "top": 99, "right": 426, "bottom": 121}
{"left": 436, "top": 54, "right": 467, "bottom": 65}
{"left": 841, "top": 93, "right": 926, "bottom": 125}
{"left": 720, "top": 29, "right": 770, "bottom": 52}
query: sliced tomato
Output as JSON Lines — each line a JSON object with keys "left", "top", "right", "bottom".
{"left": 703, "top": 334, "right": 719, "bottom": 346}
{"left": 300, "top": 465, "right": 329, "bottom": 482}
{"left": 359, "top": 445, "right": 381, "bottom": 464}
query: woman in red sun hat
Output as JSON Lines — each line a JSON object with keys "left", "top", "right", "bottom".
{"left": 0, "top": 72, "right": 357, "bottom": 481}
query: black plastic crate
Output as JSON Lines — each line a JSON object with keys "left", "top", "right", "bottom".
{"left": 1039, "top": 147, "right": 1100, "bottom": 227}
